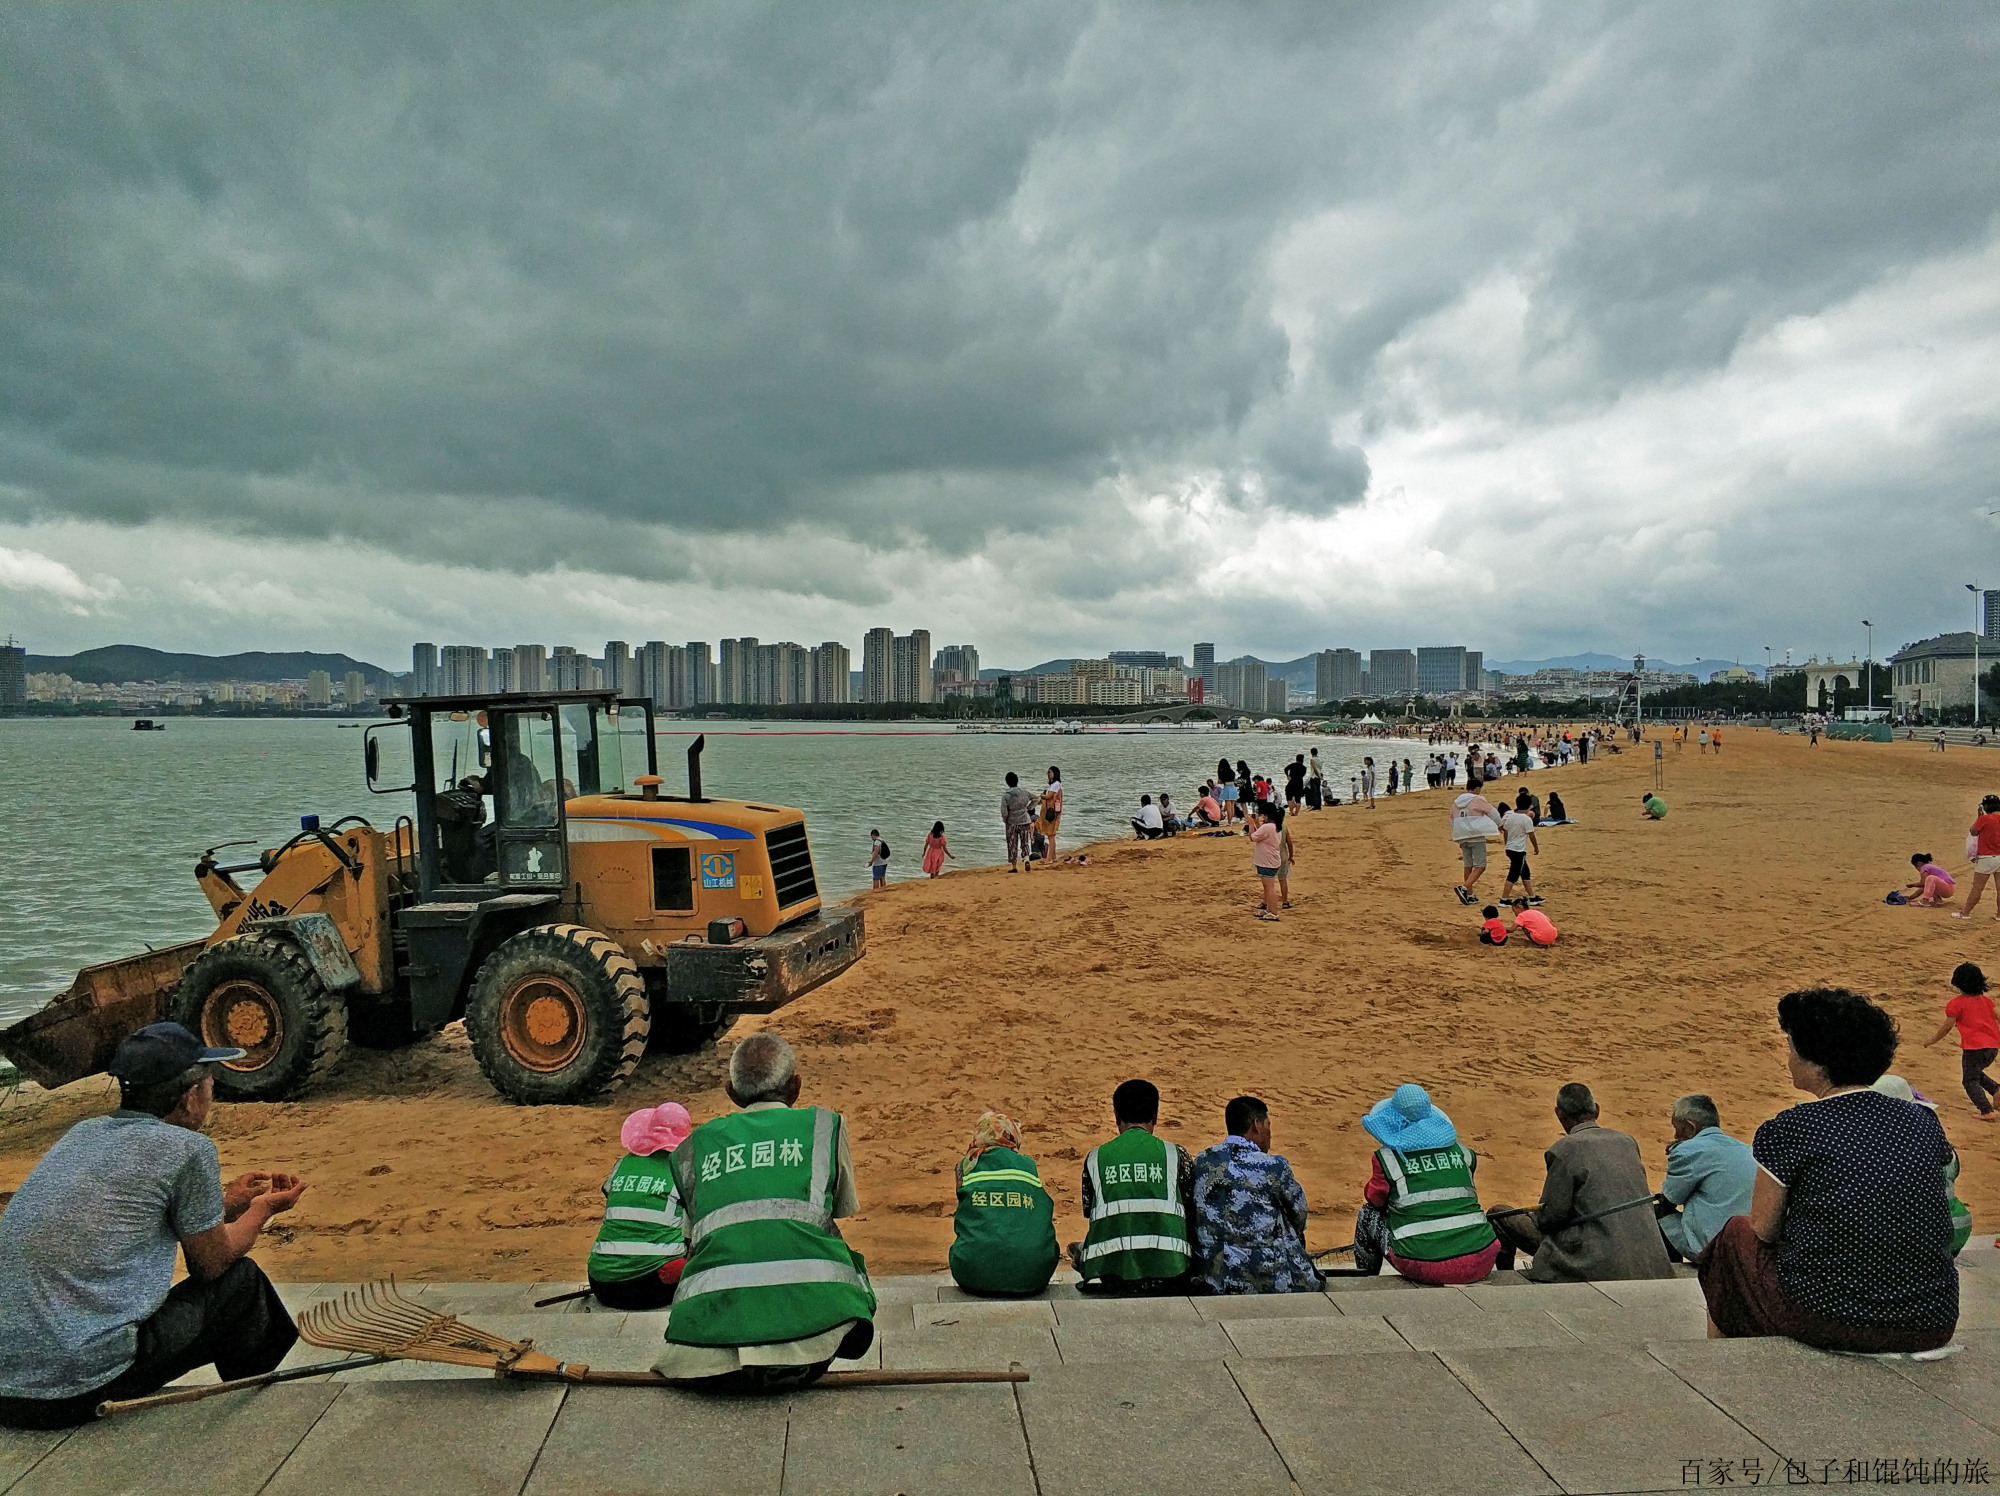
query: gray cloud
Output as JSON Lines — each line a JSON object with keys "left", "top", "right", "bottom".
{"left": 1, "top": 3, "right": 1997, "bottom": 663}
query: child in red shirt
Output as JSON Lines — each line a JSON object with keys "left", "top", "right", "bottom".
{"left": 1925, "top": 961, "right": 2000, "bottom": 1120}
{"left": 1478, "top": 906, "right": 1508, "bottom": 945}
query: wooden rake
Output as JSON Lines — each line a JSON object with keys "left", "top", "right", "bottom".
{"left": 97, "top": 1278, "right": 1026, "bottom": 1418}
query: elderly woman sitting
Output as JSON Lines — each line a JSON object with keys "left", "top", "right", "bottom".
{"left": 949, "top": 1112, "right": 1059, "bottom": 1297}
{"left": 1700, "top": 988, "right": 1959, "bottom": 1353}
{"left": 586, "top": 1102, "right": 694, "bottom": 1310}
{"left": 1352, "top": 1084, "right": 1501, "bottom": 1285}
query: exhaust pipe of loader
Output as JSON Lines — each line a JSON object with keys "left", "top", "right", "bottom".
{"left": 687, "top": 734, "right": 706, "bottom": 802}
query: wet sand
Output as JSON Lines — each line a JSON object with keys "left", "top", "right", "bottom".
{"left": 5, "top": 726, "right": 1998, "bottom": 1279}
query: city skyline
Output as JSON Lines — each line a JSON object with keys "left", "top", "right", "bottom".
{"left": 0, "top": 10, "right": 1993, "bottom": 673}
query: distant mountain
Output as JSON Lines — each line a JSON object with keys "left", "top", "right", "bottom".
{"left": 1484, "top": 653, "right": 1708, "bottom": 676}
{"left": 24, "top": 644, "right": 395, "bottom": 686}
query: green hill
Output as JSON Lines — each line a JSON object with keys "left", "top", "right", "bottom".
{"left": 24, "top": 645, "right": 394, "bottom": 687}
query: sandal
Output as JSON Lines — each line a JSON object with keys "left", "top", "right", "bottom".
{"left": 1255, "top": 910, "right": 1280, "bottom": 922}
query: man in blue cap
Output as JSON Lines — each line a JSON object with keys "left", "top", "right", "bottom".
{"left": 0, "top": 1023, "right": 307, "bottom": 1428}
{"left": 1352, "top": 1084, "right": 1501, "bottom": 1285}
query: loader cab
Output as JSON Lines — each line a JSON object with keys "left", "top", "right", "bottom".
{"left": 373, "top": 691, "right": 658, "bottom": 902}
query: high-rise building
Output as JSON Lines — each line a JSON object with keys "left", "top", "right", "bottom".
{"left": 513, "top": 644, "right": 548, "bottom": 693}
{"left": 770, "top": 642, "right": 810, "bottom": 704}
{"left": 933, "top": 644, "right": 980, "bottom": 685}
{"left": 1215, "top": 656, "right": 1267, "bottom": 711}
{"left": 1985, "top": 592, "right": 2000, "bottom": 640}
{"left": 1267, "top": 679, "right": 1289, "bottom": 716}
{"left": 0, "top": 637, "right": 28, "bottom": 709}
{"left": 603, "top": 641, "right": 631, "bottom": 696}
{"left": 1463, "top": 651, "right": 1485, "bottom": 696}
{"left": 1315, "top": 648, "right": 1363, "bottom": 702}
{"left": 307, "top": 670, "right": 332, "bottom": 706}
{"left": 812, "top": 642, "right": 851, "bottom": 703}
{"left": 440, "top": 645, "right": 488, "bottom": 695}
{"left": 1194, "top": 643, "right": 1216, "bottom": 701}
{"left": 344, "top": 671, "right": 367, "bottom": 706}
{"left": 861, "top": 628, "right": 895, "bottom": 703}
{"left": 1416, "top": 646, "right": 1468, "bottom": 696}
{"left": 1109, "top": 650, "right": 1170, "bottom": 669}
{"left": 411, "top": 643, "right": 438, "bottom": 696}
{"left": 891, "top": 629, "right": 934, "bottom": 703}
{"left": 489, "top": 648, "right": 519, "bottom": 692}
{"left": 550, "top": 646, "right": 589, "bottom": 691}
{"left": 718, "top": 637, "right": 758, "bottom": 704}
{"left": 1369, "top": 649, "right": 1416, "bottom": 696}
{"left": 683, "top": 641, "right": 713, "bottom": 706}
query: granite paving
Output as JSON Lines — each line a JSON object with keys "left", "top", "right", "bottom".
{"left": 7, "top": 1269, "right": 2000, "bottom": 1496}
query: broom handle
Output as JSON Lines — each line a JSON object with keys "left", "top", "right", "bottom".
{"left": 534, "top": 1366, "right": 1030, "bottom": 1388}
{"left": 532, "top": 1287, "right": 598, "bottom": 1308}
{"left": 95, "top": 1355, "right": 391, "bottom": 1417}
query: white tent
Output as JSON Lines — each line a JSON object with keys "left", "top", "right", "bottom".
{"left": 1359, "top": 713, "right": 1385, "bottom": 725}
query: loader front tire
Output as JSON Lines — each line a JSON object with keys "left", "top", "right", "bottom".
{"left": 465, "top": 924, "right": 648, "bottom": 1105}
{"left": 173, "top": 936, "right": 348, "bottom": 1102}
{"left": 647, "top": 1004, "right": 737, "bottom": 1055}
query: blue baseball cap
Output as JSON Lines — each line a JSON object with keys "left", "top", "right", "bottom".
{"left": 108, "top": 1022, "right": 245, "bottom": 1087}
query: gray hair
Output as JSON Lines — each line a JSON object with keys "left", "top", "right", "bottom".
{"left": 1672, "top": 1094, "right": 1720, "bottom": 1132}
{"left": 119, "top": 1063, "right": 212, "bottom": 1118}
{"left": 1554, "top": 1082, "right": 1598, "bottom": 1125}
{"left": 729, "top": 1033, "right": 797, "bottom": 1103}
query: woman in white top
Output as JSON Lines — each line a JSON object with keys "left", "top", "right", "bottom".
{"left": 1038, "top": 766, "right": 1064, "bottom": 862}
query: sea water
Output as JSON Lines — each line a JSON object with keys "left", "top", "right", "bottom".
{"left": 0, "top": 716, "right": 1438, "bottom": 1023}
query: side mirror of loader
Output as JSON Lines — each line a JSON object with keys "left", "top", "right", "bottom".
{"left": 364, "top": 721, "right": 415, "bottom": 794}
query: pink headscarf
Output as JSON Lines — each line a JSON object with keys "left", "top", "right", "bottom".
{"left": 621, "top": 1102, "right": 694, "bottom": 1156}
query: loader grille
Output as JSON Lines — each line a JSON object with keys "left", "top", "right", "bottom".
{"left": 766, "top": 822, "right": 819, "bottom": 909}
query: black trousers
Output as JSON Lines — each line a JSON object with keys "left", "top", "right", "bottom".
{"left": 588, "top": 1271, "right": 678, "bottom": 1312}
{"left": 0, "top": 1257, "right": 297, "bottom": 1429}
{"left": 1964, "top": 1049, "right": 1999, "bottom": 1114}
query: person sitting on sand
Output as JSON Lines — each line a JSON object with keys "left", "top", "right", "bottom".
{"left": 1352, "top": 1084, "right": 1501, "bottom": 1285}
{"left": 1652, "top": 1094, "right": 1754, "bottom": 1263}
{"left": 1486, "top": 1084, "right": 1676, "bottom": 1283}
{"left": 655, "top": 1034, "right": 875, "bottom": 1392}
{"left": 1641, "top": 793, "right": 1667, "bottom": 819}
{"left": 1543, "top": 791, "right": 1568, "bottom": 825}
{"left": 949, "top": 1112, "right": 1058, "bottom": 1298}
{"left": 1069, "top": 1079, "right": 1197, "bottom": 1297}
{"left": 1906, "top": 853, "right": 1955, "bottom": 906}
{"left": 1193, "top": 785, "right": 1223, "bottom": 826}
{"left": 1191, "top": 1096, "right": 1320, "bottom": 1295}
{"left": 0, "top": 1023, "right": 305, "bottom": 1430}
{"left": 1871, "top": 1075, "right": 1973, "bottom": 1255}
{"left": 587, "top": 1102, "right": 693, "bottom": 1311}
{"left": 1698, "top": 988, "right": 1957, "bottom": 1353}
{"left": 1159, "top": 793, "right": 1182, "bottom": 834}
{"left": 1479, "top": 905, "right": 1509, "bottom": 945}
{"left": 1131, "top": 794, "right": 1167, "bottom": 840}
{"left": 1921, "top": 961, "right": 2000, "bottom": 1121}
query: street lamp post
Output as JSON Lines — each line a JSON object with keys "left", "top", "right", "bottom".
{"left": 1970, "top": 585, "right": 1983, "bottom": 727}
{"left": 1862, "top": 620, "right": 1873, "bottom": 716}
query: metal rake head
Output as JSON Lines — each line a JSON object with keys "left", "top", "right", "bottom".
{"left": 296, "top": 1280, "right": 548, "bottom": 1372}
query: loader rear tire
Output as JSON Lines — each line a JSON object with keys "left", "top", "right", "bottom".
{"left": 465, "top": 924, "right": 648, "bottom": 1105}
{"left": 173, "top": 936, "right": 348, "bottom": 1102}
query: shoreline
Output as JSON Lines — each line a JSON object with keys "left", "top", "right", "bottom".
{"left": 5, "top": 726, "right": 1992, "bottom": 1280}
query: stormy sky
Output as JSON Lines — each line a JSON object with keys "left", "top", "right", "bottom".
{"left": 2, "top": 3, "right": 1996, "bottom": 670}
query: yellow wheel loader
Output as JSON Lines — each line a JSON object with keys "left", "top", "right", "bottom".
{"left": 0, "top": 691, "right": 863, "bottom": 1105}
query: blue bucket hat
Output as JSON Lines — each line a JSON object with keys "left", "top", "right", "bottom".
{"left": 1361, "top": 1084, "right": 1458, "bottom": 1152}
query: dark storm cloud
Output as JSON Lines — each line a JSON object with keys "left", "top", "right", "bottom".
{"left": 0, "top": 1, "right": 1996, "bottom": 631}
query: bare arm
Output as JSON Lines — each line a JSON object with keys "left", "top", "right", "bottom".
{"left": 182, "top": 1175, "right": 305, "bottom": 1281}
{"left": 1924, "top": 1018, "right": 1957, "bottom": 1048}
{"left": 1748, "top": 1167, "right": 1786, "bottom": 1244}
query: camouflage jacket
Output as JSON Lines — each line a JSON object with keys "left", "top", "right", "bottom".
{"left": 1190, "top": 1137, "right": 1320, "bottom": 1294}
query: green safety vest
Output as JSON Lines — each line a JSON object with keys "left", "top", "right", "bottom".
{"left": 949, "top": 1145, "right": 1058, "bottom": 1296}
{"left": 666, "top": 1106, "right": 876, "bottom": 1348}
{"left": 1377, "top": 1143, "right": 1496, "bottom": 1263}
{"left": 1947, "top": 1152, "right": 1973, "bottom": 1257}
{"left": 1079, "top": 1128, "right": 1190, "bottom": 1281}
{"left": 588, "top": 1151, "right": 686, "bottom": 1282}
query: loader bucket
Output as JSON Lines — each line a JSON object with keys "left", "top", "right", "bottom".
{"left": 0, "top": 941, "right": 205, "bottom": 1091}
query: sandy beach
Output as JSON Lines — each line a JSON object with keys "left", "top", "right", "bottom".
{"left": 4, "top": 725, "right": 1997, "bottom": 1281}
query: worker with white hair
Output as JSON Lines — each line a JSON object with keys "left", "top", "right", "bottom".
{"left": 653, "top": 1033, "right": 875, "bottom": 1392}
